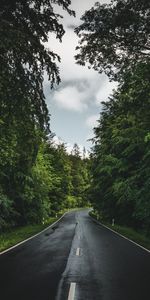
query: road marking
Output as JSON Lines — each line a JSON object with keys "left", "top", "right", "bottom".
{"left": 0, "top": 213, "right": 67, "bottom": 256}
{"left": 90, "top": 216, "right": 150, "bottom": 254}
{"left": 76, "top": 247, "right": 80, "bottom": 256}
{"left": 102, "top": 223, "right": 150, "bottom": 253}
{"left": 68, "top": 282, "right": 76, "bottom": 300}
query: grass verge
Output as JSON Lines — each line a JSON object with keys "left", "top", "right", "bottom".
{"left": 0, "top": 207, "right": 85, "bottom": 253}
{"left": 0, "top": 217, "right": 59, "bottom": 253}
{"left": 89, "top": 211, "right": 150, "bottom": 251}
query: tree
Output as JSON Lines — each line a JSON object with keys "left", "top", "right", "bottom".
{"left": 75, "top": 0, "right": 150, "bottom": 79}
{"left": 47, "top": 142, "right": 72, "bottom": 213}
{"left": 71, "top": 143, "right": 81, "bottom": 157}
{"left": 90, "top": 63, "right": 150, "bottom": 232}
{"left": 0, "top": 0, "right": 75, "bottom": 131}
{"left": 69, "top": 144, "right": 90, "bottom": 207}
{"left": 0, "top": 0, "right": 75, "bottom": 227}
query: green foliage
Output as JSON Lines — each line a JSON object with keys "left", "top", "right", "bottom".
{"left": 0, "top": 0, "right": 75, "bottom": 131}
{"left": 90, "top": 63, "right": 150, "bottom": 233}
{"left": 90, "top": 211, "right": 150, "bottom": 250}
{"left": 75, "top": 0, "right": 150, "bottom": 236}
{"left": 0, "top": 0, "right": 85, "bottom": 232}
{"left": 0, "top": 189, "right": 17, "bottom": 231}
{"left": 69, "top": 144, "right": 91, "bottom": 206}
{"left": 0, "top": 2, "right": 75, "bottom": 223}
{"left": 0, "top": 136, "right": 90, "bottom": 230}
{"left": 63, "top": 195, "right": 78, "bottom": 209}
{"left": 0, "top": 217, "right": 58, "bottom": 252}
{"left": 75, "top": 0, "right": 150, "bottom": 79}
{"left": 23, "top": 144, "right": 52, "bottom": 223}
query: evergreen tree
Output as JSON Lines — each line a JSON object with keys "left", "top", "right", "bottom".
{"left": 90, "top": 63, "right": 150, "bottom": 233}
{"left": 75, "top": 0, "right": 150, "bottom": 79}
{"left": 0, "top": 0, "right": 75, "bottom": 228}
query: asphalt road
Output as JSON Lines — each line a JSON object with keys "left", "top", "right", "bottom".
{"left": 0, "top": 209, "right": 150, "bottom": 300}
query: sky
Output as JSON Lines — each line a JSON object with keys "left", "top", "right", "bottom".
{"left": 44, "top": 0, "right": 117, "bottom": 154}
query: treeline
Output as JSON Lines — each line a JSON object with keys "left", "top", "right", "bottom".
{"left": 90, "top": 63, "right": 150, "bottom": 233}
{"left": 76, "top": 0, "right": 150, "bottom": 234}
{"left": 0, "top": 0, "right": 90, "bottom": 231}
{"left": 0, "top": 137, "right": 90, "bottom": 230}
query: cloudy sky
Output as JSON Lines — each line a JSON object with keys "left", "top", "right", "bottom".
{"left": 44, "top": 0, "right": 117, "bottom": 153}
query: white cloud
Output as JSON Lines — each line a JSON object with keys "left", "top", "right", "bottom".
{"left": 52, "top": 135, "right": 64, "bottom": 146}
{"left": 86, "top": 114, "right": 99, "bottom": 128}
{"left": 51, "top": 135, "right": 89, "bottom": 157}
{"left": 53, "top": 86, "right": 87, "bottom": 111}
{"left": 44, "top": 0, "right": 116, "bottom": 151}
{"left": 96, "top": 80, "right": 118, "bottom": 105}
{"left": 54, "top": 0, "right": 111, "bottom": 29}
{"left": 45, "top": 1, "right": 116, "bottom": 110}
{"left": 65, "top": 142, "right": 85, "bottom": 156}
{"left": 46, "top": 0, "right": 112, "bottom": 83}
{"left": 47, "top": 28, "right": 101, "bottom": 83}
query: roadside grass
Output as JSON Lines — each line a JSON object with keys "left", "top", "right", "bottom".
{"left": 0, "top": 217, "right": 58, "bottom": 253}
{"left": 0, "top": 207, "right": 85, "bottom": 253}
{"left": 107, "top": 224, "right": 150, "bottom": 251}
{"left": 89, "top": 211, "right": 150, "bottom": 251}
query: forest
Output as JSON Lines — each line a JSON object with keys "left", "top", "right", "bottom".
{"left": 0, "top": 0, "right": 90, "bottom": 231}
{"left": 76, "top": 0, "right": 150, "bottom": 235}
{"left": 0, "top": 0, "right": 150, "bottom": 238}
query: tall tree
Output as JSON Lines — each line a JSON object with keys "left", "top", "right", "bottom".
{"left": 69, "top": 143, "right": 90, "bottom": 207}
{"left": 71, "top": 143, "right": 81, "bottom": 157}
{"left": 90, "top": 63, "right": 150, "bottom": 232}
{"left": 0, "top": 0, "right": 75, "bottom": 131}
{"left": 75, "top": 0, "right": 150, "bottom": 79}
{"left": 0, "top": 0, "right": 75, "bottom": 227}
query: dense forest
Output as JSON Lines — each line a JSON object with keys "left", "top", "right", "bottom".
{"left": 0, "top": 133, "right": 90, "bottom": 230}
{"left": 76, "top": 0, "right": 150, "bottom": 235}
{"left": 0, "top": 0, "right": 150, "bottom": 238}
{"left": 0, "top": 0, "right": 90, "bottom": 230}
{"left": 90, "top": 63, "right": 150, "bottom": 233}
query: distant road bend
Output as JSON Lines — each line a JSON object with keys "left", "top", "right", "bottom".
{"left": 0, "top": 209, "right": 150, "bottom": 300}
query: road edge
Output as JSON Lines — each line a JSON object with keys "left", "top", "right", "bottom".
{"left": 0, "top": 212, "right": 67, "bottom": 256}
{"left": 89, "top": 215, "right": 150, "bottom": 254}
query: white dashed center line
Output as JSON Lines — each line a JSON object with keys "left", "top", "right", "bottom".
{"left": 68, "top": 282, "right": 76, "bottom": 300}
{"left": 76, "top": 247, "right": 80, "bottom": 256}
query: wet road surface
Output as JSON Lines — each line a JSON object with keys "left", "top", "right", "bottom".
{"left": 0, "top": 209, "right": 150, "bottom": 300}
